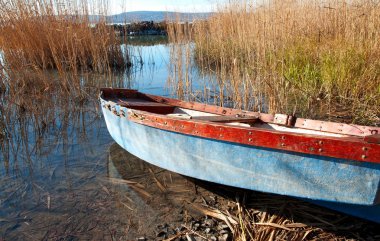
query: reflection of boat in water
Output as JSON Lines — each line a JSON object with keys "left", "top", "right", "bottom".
{"left": 107, "top": 142, "right": 196, "bottom": 200}
{"left": 107, "top": 143, "right": 156, "bottom": 202}
{"left": 100, "top": 88, "right": 380, "bottom": 223}
{"left": 107, "top": 142, "right": 153, "bottom": 180}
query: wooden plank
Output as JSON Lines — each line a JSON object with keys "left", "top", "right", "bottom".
{"left": 192, "top": 115, "right": 258, "bottom": 123}
{"left": 109, "top": 98, "right": 176, "bottom": 114}
{"left": 140, "top": 93, "right": 276, "bottom": 123}
{"left": 117, "top": 98, "right": 172, "bottom": 108}
{"left": 123, "top": 105, "right": 175, "bottom": 114}
{"left": 100, "top": 88, "right": 138, "bottom": 98}
{"left": 295, "top": 118, "right": 380, "bottom": 137}
{"left": 127, "top": 110, "right": 380, "bottom": 164}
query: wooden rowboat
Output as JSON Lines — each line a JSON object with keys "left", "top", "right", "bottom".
{"left": 100, "top": 88, "right": 380, "bottom": 223}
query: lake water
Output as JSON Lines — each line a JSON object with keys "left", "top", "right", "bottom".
{"left": 1, "top": 36, "right": 378, "bottom": 240}
{"left": 0, "top": 36, "right": 229, "bottom": 240}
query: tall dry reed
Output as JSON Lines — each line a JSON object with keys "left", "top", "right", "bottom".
{"left": 170, "top": 0, "right": 380, "bottom": 125}
{"left": 0, "top": 0, "right": 128, "bottom": 95}
{"left": 166, "top": 21, "right": 194, "bottom": 99}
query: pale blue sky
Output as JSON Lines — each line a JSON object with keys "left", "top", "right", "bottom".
{"left": 107, "top": 0, "right": 218, "bottom": 14}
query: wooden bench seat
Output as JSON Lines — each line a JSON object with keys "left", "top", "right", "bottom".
{"left": 192, "top": 115, "right": 258, "bottom": 123}
{"left": 116, "top": 98, "right": 175, "bottom": 114}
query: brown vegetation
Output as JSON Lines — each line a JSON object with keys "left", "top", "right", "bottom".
{"left": 0, "top": 0, "right": 128, "bottom": 94}
{"left": 169, "top": 0, "right": 380, "bottom": 125}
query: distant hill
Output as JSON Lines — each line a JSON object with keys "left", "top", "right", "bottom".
{"left": 107, "top": 11, "right": 213, "bottom": 23}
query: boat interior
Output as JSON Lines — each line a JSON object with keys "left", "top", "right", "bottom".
{"left": 100, "top": 88, "right": 380, "bottom": 141}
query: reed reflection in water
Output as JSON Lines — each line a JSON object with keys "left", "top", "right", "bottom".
{"left": 0, "top": 36, "right": 190, "bottom": 240}
{"left": 0, "top": 72, "right": 118, "bottom": 239}
{"left": 1, "top": 35, "right": 379, "bottom": 240}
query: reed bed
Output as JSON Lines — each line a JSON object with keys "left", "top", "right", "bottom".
{"left": 166, "top": 21, "right": 194, "bottom": 99}
{"left": 0, "top": 0, "right": 128, "bottom": 95}
{"left": 169, "top": 0, "right": 380, "bottom": 125}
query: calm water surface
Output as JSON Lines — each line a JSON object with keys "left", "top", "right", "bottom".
{"left": 1, "top": 37, "right": 379, "bottom": 241}
{"left": 0, "top": 36, "right": 210, "bottom": 240}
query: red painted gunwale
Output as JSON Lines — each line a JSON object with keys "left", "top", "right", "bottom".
{"left": 127, "top": 110, "right": 380, "bottom": 164}
{"left": 140, "top": 92, "right": 380, "bottom": 137}
{"left": 100, "top": 88, "right": 380, "bottom": 164}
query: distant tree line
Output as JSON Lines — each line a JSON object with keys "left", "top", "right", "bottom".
{"left": 112, "top": 21, "right": 167, "bottom": 36}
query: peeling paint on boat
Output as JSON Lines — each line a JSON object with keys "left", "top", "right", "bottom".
{"left": 100, "top": 94, "right": 380, "bottom": 223}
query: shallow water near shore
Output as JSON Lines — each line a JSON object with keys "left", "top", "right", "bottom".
{"left": 0, "top": 36, "right": 215, "bottom": 240}
{"left": 1, "top": 36, "right": 379, "bottom": 240}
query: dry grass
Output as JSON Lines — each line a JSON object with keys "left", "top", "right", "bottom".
{"left": 0, "top": 0, "right": 128, "bottom": 94}
{"left": 169, "top": 0, "right": 380, "bottom": 125}
{"left": 166, "top": 21, "right": 194, "bottom": 99}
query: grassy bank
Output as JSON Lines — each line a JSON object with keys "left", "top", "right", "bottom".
{"left": 170, "top": 0, "right": 380, "bottom": 125}
{"left": 0, "top": 0, "right": 128, "bottom": 95}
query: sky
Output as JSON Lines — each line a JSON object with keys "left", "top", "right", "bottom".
{"left": 107, "top": 0, "right": 218, "bottom": 14}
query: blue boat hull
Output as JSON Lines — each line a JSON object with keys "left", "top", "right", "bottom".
{"left": 101, "top": 102, "right": 380, "bottom": 223}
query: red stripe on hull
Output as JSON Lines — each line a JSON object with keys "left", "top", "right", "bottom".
{"left": 127, "top": 110, "right": 380, "bottom": 164}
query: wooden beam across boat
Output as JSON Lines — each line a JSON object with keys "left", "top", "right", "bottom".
{"left": 191, "top": 115, "right": 258, "bottom": 123}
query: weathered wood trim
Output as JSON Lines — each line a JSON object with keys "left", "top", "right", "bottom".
{"left": 192, "top": 115, "right": 258, "bottom": 123}
{"left": 139, "top": 92, "right": 380, "bottom": 136}
{"left": 100, "top": 88, "right": 138, "bottom": 99}
{"left": 294, "top": 118, "right": 379, "bottom": 137}
{"left": 140, "top": 93, "right": 276, "bottom": 123}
